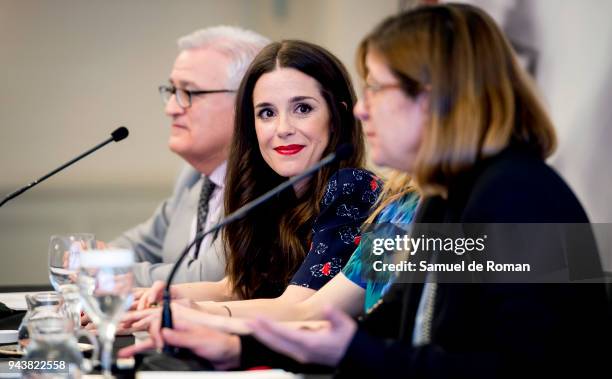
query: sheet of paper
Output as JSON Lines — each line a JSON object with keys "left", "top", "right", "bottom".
{"left": 0, "top": 292, "right": 38, "bottom": 311}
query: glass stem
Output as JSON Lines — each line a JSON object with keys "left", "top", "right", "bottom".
{"left": 99, "top": 327, "right": 114, "bottom": 379}
{"left": 102, "top": 338, "right": 114, "bottom": 378}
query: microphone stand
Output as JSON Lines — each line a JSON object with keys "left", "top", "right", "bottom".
{"left": 0, "top": 127, "right": 129, "bottom": 208}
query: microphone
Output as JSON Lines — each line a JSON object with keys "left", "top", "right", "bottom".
{"left": 0, "top": 127, "right": 129, "bottom": 208}
{"left": 160, "top": 143, "right": 353, "bottom": 354}
{"left": 111, "top": 126, "right": 129, "bottom": 142}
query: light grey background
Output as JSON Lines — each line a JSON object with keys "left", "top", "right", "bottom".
{"left": 1, "top": 0, "right": 610, "bottom": 286}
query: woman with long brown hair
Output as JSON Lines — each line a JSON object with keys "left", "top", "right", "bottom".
{"left": 222, "top": 39, "right": 371, "bottom": 300}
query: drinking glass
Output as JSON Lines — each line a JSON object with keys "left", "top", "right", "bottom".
{"left": 48, "top": 233, "right": 95, "bottom": 329}
{"left": 23, "top": 315, "right": 99, "bottom": 378}
{"left": 17, "top": 291, "right": 65, "bottom": 351}
{"left": 77, "top": 249, "right": 134, "bottom": 378}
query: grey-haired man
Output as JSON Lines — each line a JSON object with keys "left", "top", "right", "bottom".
{"left": 111, "top": 26, "right": 270, "bottom": 287}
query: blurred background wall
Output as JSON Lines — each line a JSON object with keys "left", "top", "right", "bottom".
{"left": 0, "top": 0, "right": 400, "bottom": 285}
{"left": 1, "top": 0, "right": 610, "bottom": 286}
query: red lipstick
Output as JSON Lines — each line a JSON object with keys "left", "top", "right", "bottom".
{"left": 274, "top": 144, "right": 305, "bottom": 155}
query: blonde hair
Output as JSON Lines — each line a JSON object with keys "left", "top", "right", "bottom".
{"left": 364, "top": 170, "right": 417, "bottom": 224}
{"left": 358, "top": 3, "right": 556, "bottom": 198}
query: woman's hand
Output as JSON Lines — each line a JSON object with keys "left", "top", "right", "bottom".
{"left": 144, "top": 302, "right": 251, "bottom": 346}
{"left": 117, "top": 316, "right": 242, "bottom": 371}
{"left": 119, "top": 299, "right": 210, "bottom": 332}
{"left": 136, "top": 280, "right": 169, "bottom": 310}
{"left": 132, "top": 287, "right": 149, "bottom": 304}
{"left": 247, "top": 306, "right": 357, "bottom": 366}
{"left": 119, "top": 307, "right": 161, "bottom": 332}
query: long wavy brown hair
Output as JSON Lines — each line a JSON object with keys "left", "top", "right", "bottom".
{"left": 224, "top": 40, "right": 366, "bottom": 299}
{"left": 357, "top": 3, "right": 556, "bottom": 198}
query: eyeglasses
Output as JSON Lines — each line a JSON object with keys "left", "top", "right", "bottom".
{"left": 363, "top": 82, "right": 403, "bottom": 94}
{"left": 158, "top": 85, "right": 236, "bottom": 109}
{"left": 361, "top": 82, "right": 403, "bottom": 100}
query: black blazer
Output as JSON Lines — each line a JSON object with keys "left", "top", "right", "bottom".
{"left": 336, "top": 146, "right": 610, "bottom": 378}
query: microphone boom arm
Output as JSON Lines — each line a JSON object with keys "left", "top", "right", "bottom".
{"left": 0, "top": 127, "right": 128, "bottom": 208}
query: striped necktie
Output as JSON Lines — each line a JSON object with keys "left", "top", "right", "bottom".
{"left": 194, "top": 176, "right": 216, "bottom": 258}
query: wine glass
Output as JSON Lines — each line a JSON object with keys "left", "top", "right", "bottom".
{"left": 77, "top": 249, "right": 134, "bottom": 378}
{"left": 48, "top": 233, "right": 95, "bottom": 329}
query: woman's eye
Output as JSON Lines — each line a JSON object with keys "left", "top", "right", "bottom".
{"left": 295, "top": 103, "right": 313, "bottom": 114}
{"left": 257, "top": 108, "right": 275, "bottom": 119}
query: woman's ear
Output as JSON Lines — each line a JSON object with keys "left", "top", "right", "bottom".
{"left": 340, "top": 101, "right": 348, "bottom": 111}
{"left": 417, "top": 92, "right": 430, "bottom": 113}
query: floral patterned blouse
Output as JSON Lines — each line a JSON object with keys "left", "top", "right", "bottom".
{"left": 289, "top": 168, "right": 383, "bottom": 290}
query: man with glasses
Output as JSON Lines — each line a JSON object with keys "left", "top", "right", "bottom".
{"left": 110, "top": 26, "right": 270, "bottom": 287}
